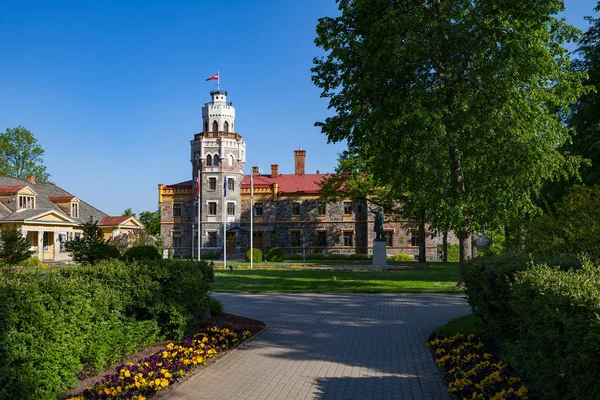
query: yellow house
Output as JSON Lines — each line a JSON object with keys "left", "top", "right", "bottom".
{"left": 0, "top": 175, "right": 144, "bottom": 263}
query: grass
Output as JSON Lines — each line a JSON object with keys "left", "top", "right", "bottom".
{"left": 211, "top": 262, "right": 462, "bottom": 293}
{"left": 433, "top": 313, "right": 484, "bottom": 337}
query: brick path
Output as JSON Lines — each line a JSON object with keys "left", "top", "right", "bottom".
{"left": 164, "top": 293, "right": 470, "bottom": 400}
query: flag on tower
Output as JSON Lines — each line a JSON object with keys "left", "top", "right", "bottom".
{"left": 206, "top": 73, "right": 219, "bottom": 81}
{"left": 223, "top": 176, "right": 227, "bottom": 198}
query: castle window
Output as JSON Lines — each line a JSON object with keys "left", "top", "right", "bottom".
{"left": 208, "top": 231, "right": 217, "bottom": 247}
{"left": 71, "top": 202, "right": 79, "bottom": 218}
{"left": 208, "top": 177, "right": 217, "bottom": 191}
{"left": 343, "top": 231, "right": 354, "bottom": 246}
{"left": 317, "top": 203, "right": 326, "bottom": 215}
{"left": 212, "top": 121, "right": 218, "bottom": 132}
{"left": 173, "top": 204, "right": 182, "bottom": 217}
{"left": 224, "top": 121, "right": 229, "bottom": 132}
{"left": 172, "top": 232, "right": 182, "bottom": 248}
{"left": 343, "top": 202, "right": 352, "bottom": 215}
{"left": 228, "top": 153, "right": 234, "bottom": 166}
{"left": 290, "top": 230, "right": 301, "bottom": 246}
{"left": 204, "top": 121, "right": 208, "bottom": 132}
{"left": 227, "top": 202, "right": 235, "bottom": 216}
{"left": 18, "top": 195, "right": 35, "bottom": 209}
{"left": 206, "top": 154, "right": 212, "bottom": 167}
{"left": 254, "top": 203, "right": 263, "bottom": 216}
{"left": 227, "top": 178, "right": 234, "bottom": 191}
{"left": 208, "top": 202, "right": 217, "bottom": 216}
{"left": 410, "top": 229, "right": 418, "bottom": 246}
{"left": 292, "top": 202, "right": 300, "bottom": 216}
{"left": 317, "top": 231, "right": 327, "bottom": 246}
{"left": 253, "top": 231, "right": 264, "bottom": 248}
{"left": 385, "top": 230, "right": 394, "bottom": 247}
{"left": 214, "top": 154, "right": 220, "bottom": 166}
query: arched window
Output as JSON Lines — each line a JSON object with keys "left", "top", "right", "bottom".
{"left": 195, "top": 153, "right": 201, "bottom": 166}
{"left": 213, "top": 154, "right": 220, "bottom": 167}
{"left": 228, "top": 153, "right": 234, "bottom": 166}
{"left": 206, "top": 154, "right": 212, "bottom": 167}
{"left": 204, "top": 121, "right": 208, "bottom": 132}
{"left": 224, "top": 121, "right": 229, "bottom": 132}
{"left": 212, "top": 121, "right": 218, "bottom": 132}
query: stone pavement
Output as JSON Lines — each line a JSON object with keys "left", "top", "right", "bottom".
{"left": 164, "top": 293, "right": 470, "bottom": 400}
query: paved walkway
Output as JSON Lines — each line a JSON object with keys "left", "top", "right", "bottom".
{"left": 164, "top": 293, "right": 470, "bottom": 400}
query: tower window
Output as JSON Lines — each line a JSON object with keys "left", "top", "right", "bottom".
{"left": 317, "top": 203, "right": 326, "bottom": 215}
{"left": 227, "top": 178, "right": 234, "bottom": 191}
{"left": 208, "top": 202, "right": 217, "bottom": 216}
{"left": 208, "top": 177, "right": 217, "bottom": 190}
{"left": 224, "top": 121, "right": 229, "bottom": 132}
{"left": 228, "top": 153, "right": 234, "bottom": 166}
{"left": 343, "top": 231, "right": 354, "bottom": 246}
{"left": 290, "top": 230, "right": 301, "bottom": 246}
{"left": 292, "top": 202, "right": 300, "bottom": 216}
{"left": 206, "top": 154, "right": 212, "bottom": 167}
{"left": 212, "top": 121, "right": 218, "bottom": 132}
{"left": 208, "top": 231, "right": 217, "bottom": 247}
{"left": 173, "top": 204, "right": 182, "bottom": 217}
{"left": 227, "top": 202, "right": 235, "bottom": 216}
{"left": 343, "top": 202, "right": 353, "bottom": 215}
{"left": 204, "top": 121, "right": 208, "bottom": 132}
{"left": 214, "top": 155, "right": 220, "bottom": 166}
{"left": 172, "top": 232, "right": 182, "bottom": 248}
{"left": 317, "top": 231, "right": 327, "bottom": 246}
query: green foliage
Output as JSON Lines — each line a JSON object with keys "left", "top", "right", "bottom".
{"left": 0, "top": 229, "right": 34, "bottom": 267}
{"left": 349, "top": 253, "right": 369, "bottom": 260}
{"left": 208, "top": 297, "right": 224, "bottom": 317}
{"left": 306, "top": 253, "right": 326, "bottom": 260}
{"left": 508, "top": 260, "right": 600, "bottom": 399}
{"left": 65, "top": 217, "right": 109, "bottom": 265}
{"left": 201, "top": 251, "right": 221, "bottom": 260}
{"left": 0, "top": 259, "right": 215, "bottom": 399}
{"left": 124, "top": 245, "right": 161, "bottom": 262}
{"left": 525, "top": 185, "right": 600, "bottom": 257}
{"left": 388, "top": 253, "right": 412, "bottom": 262}
{"left": 0, "top": 126, "right": 51, "bottom": 182}
{"left": 464, "top": 254, "right": 581, "bottom": 342}
{"left": 285, "top": 254, "right": 303, "bottom": 260}
{"left": 265, "top": 247, "right": 285, "bottom": 262}
{"left": 327, "top": 254, "right": 346, "bottom": 260}
{"left": 122, "top": 208, "right": 136, "bottom": 217}
{"left": 20, "top": 256, "right": 42, "bottom": 268}
{"left": 245, "top": 247, "right": 263, "bottom": 263}
{"left": 138, "top": 209, "right": 161, "bottom": 235}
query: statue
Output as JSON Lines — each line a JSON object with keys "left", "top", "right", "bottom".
{"left": 370, "top": 206, "right": 385, "bottom": 241}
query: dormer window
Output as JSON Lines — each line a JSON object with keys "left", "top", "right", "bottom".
{"left": 18, "top": 195, "right": 35, "bottom": 209}
{"left": 71, "top": 202, "right": 79, "bottom": 218}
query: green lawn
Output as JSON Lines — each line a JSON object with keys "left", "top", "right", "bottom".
{"left": 211, "top": 262, "right": 462, "bottom": 293}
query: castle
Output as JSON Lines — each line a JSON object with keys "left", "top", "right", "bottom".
{"left": 158, "top": 90, "right": 438, "bottom": 259}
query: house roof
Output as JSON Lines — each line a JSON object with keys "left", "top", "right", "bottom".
{"left": 0, "top": 185, "right": 27, "bottom": 194}
{"left": 1, "top": 208, "right": 76, "bottom": 223}
{"left": 163, "top": 180, "right": 193, "bottom": 190}
{"left": 101, "top": 216, "right": 131, "bottom": 226}
{"left": 48, "top": 196, "right": 77, "bottom": 202}
{"left": 241, "top": 173, "right": 330, "bottom": 194}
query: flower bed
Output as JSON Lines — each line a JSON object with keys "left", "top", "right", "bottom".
{"left": 427, "top": 333, "right": 529, "bottom": 399}
{"left": 67, "top": 326, "right": 252, "bottom": 400}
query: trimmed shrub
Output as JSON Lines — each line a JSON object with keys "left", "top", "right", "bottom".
{"left": 327, "top": 254, "right": 347, "bottom": 260}
{"left": 124, "top": 245, "right": 161, "bottom": 261}
{"left": 509, "top": 261, "right": 600, "bottom": 399}
{"left": 265, "top": 247, "right": 284, "bottom": 262}
{"left": 306, "top": 253, "right": 326, "bottom": 260}
{"left": 245, "top": 248, "right": 263, "bottom": 263}
{"left": 391, "top": 253, "right": 412, "bottom": 261}
{"left": 349, "top": 253, "right": 369, "bottom": 260}
{"left": 285, "top": 254, "right": 303, "bottom": 260}
{"left": 209, "top": 297, "right": 224, "bottom": 316}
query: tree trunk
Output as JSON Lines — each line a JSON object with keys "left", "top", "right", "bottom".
{"left": 443, "top": 231, "right": 448, "bottom": 263}
{"left": 457, "top": 230, "right": 469, "bottom": 287}
{"left": 418, "top": 215, "right": 426, "bottom": 263}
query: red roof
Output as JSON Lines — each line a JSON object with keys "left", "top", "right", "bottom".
{"left": 48, "top": 196, "right": 76, "bottom": 202}
{"left": 241, "top": 173, "right": 330, "bottom": 194}
{"left": 0, "top": 185, "right": 27, "bottom": 194}
{"left": 101, "top": 216, "right": 132, "bottom": 226}
{"left": 163, "top": 180, "right": 192, "bottom": 190}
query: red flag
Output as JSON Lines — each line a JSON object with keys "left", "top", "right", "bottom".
{"left": 206, "top": 73, "right": 219, "bottom": 81}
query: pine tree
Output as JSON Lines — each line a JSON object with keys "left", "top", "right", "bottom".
{"left": 0, "top": 229, "right": 35, "bottom": 267}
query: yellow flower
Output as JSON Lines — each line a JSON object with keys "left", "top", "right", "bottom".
{"left": 161, "top": 379, "right": 169, "bottom": 387}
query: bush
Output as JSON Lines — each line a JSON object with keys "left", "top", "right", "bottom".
{"left": 0, "top": 259, "right": 214, "bottom": 399}
{"left": 285, "top": 254, "right": 303, "bottom": 260}
{"left": 306, "top": 253, "right": 326, "bottom": 260}
{"left": 209, "top": 297, "right": 224, "bottom": 316}
{"left": 201, "top": 251, "right": 221, "bottom": 260}
{"left": 265, "top": 247, "right": 284, "bottom": 262}
{"left": 0, "top": 229, "right": 35, "bottom": 267}
{"left": 390, "top": 253, "right": 412, "bottom": 261}
{"left": 124, "top": 245, "right": 161, "bottom": 261}
{"left": 508, "top": 260, "right": 600, "bottom": 399}
{"left": 464, "top": 254, "right": 581, "bottom": 342}
{"left": 245, "top": 248, "right": 263, "bottom": 263}
{"left": 327, "top": 254, "right": 347, "bottom": 260}
{"left": 349, "top": 253, "right": 369, "bottom": 260}
{"left": 20, "top": 256, "right": 42, "bottom": 268}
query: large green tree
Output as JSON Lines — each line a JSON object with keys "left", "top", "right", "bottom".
{"left": 138, "top": 209, "right": 160, "bottom": 235}
{"left": 313, "top": 0, "right": 588, "bottom": 285}
{"left": 65, "top": 217, "right": 113, "bottom": 265}
{"left": 0, "top": 229, "right": 35, "bottom": 267}
{"left": 0, "top": 126, "right": 51, "bottom": 182}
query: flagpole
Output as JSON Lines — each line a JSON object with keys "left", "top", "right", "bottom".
{"left": 223, "top": 173, "right": 227, "bottom": 270}
{"left": 197, "top": 169, "right": 202, "bottom": 262}
{"left": 250, "top": 171, "right": 254, "bottom": 270}
{"left": 217, "top": 70, "right": 220, "bottom": 91}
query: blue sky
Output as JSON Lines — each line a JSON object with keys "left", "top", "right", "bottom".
{"left": 0, "top": 0, "right": 596, "bottom": 216}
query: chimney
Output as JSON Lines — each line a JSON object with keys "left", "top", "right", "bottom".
{"left": 27, "top": 175, "right": 36, "bottom": 183}
{"left": 271, "top": 164, "right": 279, "bottom": 178}
{"left": 252, "top": 166, "right": 259, "bottom": 175}
{"left": 294, "top": 149, "right": 306, "bottom": 175}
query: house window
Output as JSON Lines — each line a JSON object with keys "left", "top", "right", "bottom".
{"left": 212, "top": 120, "right": 218, "bottom": 132}
{"left": 253, "top": 231, "right": 264, "bottom": 248}
{"left": 224, "top": 121, "right": 229, "bottom": 132}
{"left": 227, "top": 202, "right": 235, "bottom": 216}
{"left": 317, "top": 203, "right": 326, "bottom": 215}
{"left": 208, "top": 231, "right": 217, "bottom": 247}
{"left": 343, "top": 202, "right": 352, "bottom": 215}
{"left": 254, "top": 203, "right": 263, "bottom": 216}
{"left": 173, "top": 204, "right": 182, "bottom": 217}
{"left": 227, "top": 178, "right": 234, "bottom": 191}
{"left": 214, "top": 154, "right": 220, "bottom": 166}
{"left": 290, "top": 230, "right": 301, "bottom": 246}
{"left": 18, "top": 195, "right": 35, "bottom": 209}
{"left": 317, "top": 231, "right": 327, "bottom": 247}
{"left": 410, "top": 229, "right": 418, "bottom": 246}
{"left": 343, "top": 231, "right": 354, "bottom": 246}
{"left": 208, "top": 202, "right": 217, "bottom": 216}
{"left": 385, "top": 230, "right": 394, "bottom": 247}
{"left": 75, "top": 232, "right": 82, "bottom": 240}
{"left": 206, "top": 154, "right": 212, "bottom": 167}
{"left": 209, "top": 177, "right": 217, "bottom": 190}
{"left": 71, "top": 202, "right": 79, "bottom": 218}
{"left": 58, "top": 232, "right": 68, "bottom": 252}
{"left": 173, "top": 232, "right": 182, "bottom": 248}
{"left": 292, "top": 202, "right": 300, "bottom": 216}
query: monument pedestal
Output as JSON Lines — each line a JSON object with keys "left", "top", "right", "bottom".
{"left": 372, "top": 240, "right": 387, "bottom": 267}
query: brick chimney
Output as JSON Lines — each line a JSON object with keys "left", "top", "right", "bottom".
{"left": 27, "top": 175, "right": 36, "bottom": 183}
{"left": 252, "top": 166, "right": 259, "bottom": 175}
{"left": 294, "top": 149, "right": 306, "bottom": 175}
{"left": 271, "top": 164, "right": 279, "bottom": 178}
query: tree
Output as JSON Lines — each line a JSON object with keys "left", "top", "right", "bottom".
{"left": 65, "top": 217, "right": 112, "bottom": 265}
{"left": 312, "top": 0, "right": 589, "bottom": 285}
{"left": 138, "top": 209, "right": 160, "bottom": 235}
{"left": 0, "top": 126, "right": 51, "bottom": 182}
{"left": 122, "top": 208, "right": 136, "bottom": 217}
{"left": 0, "top": 229, "right": 35, "bottom": 267}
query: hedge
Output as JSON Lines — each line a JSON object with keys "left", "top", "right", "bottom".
{"left": 0, "top": 259, "right": 214, "bottom": 400}
{"left": 265, "top": 247, "right": 284, "bottom": 262}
